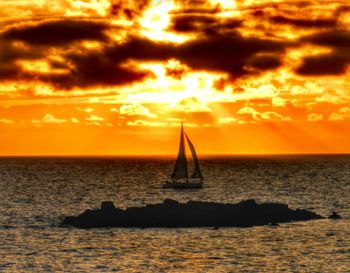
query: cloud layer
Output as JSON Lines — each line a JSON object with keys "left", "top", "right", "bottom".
{"left": 0, "top": 0, "right": 350, "bottom": 128}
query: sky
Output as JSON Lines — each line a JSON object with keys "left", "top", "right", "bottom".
{"left": 0, "top": 0, "right": 350, "bottom": 155}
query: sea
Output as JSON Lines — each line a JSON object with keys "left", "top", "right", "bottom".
{"left": 0, "top": 155, "right": 349, "bottom": 272}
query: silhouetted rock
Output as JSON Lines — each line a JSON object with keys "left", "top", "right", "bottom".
{"left": 328, "top": 211, "right": 341, "bottom": 220}
{"left": 101, "top": 201, "right": 115, "bottom": 211}
{"left": 61, "top": 199, "right": 324, "bottom": 229}
{"left": 269, "top": 222, "right": 279, "bottom": 227}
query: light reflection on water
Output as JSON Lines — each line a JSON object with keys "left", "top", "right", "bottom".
{"left": 0, "top": 156, "right": 349, "bottom": 272}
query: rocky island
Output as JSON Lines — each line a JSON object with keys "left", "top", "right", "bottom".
{"left": 61, "top": 199, "right": 325, "bottom": 228}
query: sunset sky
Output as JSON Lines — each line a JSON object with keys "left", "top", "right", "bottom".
{"left": 0, "top": 0, "right": 350, "bottom": 155}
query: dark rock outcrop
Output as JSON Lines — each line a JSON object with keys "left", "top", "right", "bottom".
{"left": 61, "top": 199, "right": 324, "bottom": 229}
{"left": 328, "top": 211, "right": 341, "bottom": 220}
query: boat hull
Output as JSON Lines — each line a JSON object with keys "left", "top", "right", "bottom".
{"left": 163, "top": 182, "right": 203, "bottom": 189}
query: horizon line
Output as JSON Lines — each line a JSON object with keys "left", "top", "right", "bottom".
{"left": 0, "top": 152, "right": 349, "bottom": 158}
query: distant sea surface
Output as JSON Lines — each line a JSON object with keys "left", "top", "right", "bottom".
{"left": 0, "top": 155, "right": 349, "bottom": 272}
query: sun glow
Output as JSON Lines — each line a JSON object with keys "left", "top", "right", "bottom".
{"left": 139, "top": 0, "right": 190, "bottom": 42}
{"left": 140, "top": 0, "right": 174, "bottom": 31}
{"left": 139, "top": 0, "right": 173, "bottom": 40}
{"left": 128, "top": 60, "right": 228, "bottom": 108}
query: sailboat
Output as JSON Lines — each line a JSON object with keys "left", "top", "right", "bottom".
{"left": 163, "top": 123, "right": 203, "bottom": 189}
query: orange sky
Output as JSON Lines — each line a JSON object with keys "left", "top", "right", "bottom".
{"left": 0, "top": 0, "right": 350, "bottom": 155}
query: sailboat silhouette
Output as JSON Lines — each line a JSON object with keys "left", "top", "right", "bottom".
{"left": 163, "top": 123, "right": 203, "bottom": 189}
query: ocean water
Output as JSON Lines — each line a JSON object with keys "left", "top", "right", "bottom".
{"left": 0, "top": 155, "right": 349, "bottom": 272}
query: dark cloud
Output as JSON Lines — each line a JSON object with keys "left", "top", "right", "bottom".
{"left": 334, "top": 5, "right": 350, "bottom": 17}
{"left": 270, "top": 16, "right": 337, "bottom": 28}
{"left": 43, "top": 38, "right": 170, "bottom": 88}
{"left": 0, "top": 20, "right": 149, "bottom": 88}
{"left": 171, "top": 15, "right": 217, "bottom": 33}
{"left": 296, "top": 30, "right": 350, "bottom": 76}
{"left": 0, "top": 40, "right": 41, "bottom": 62}
{"left": 175, "top": 35, "right": 285, "bottom": 76}
{"left": 0, "top": 40, "right": 42, "bottom": 80}
{"left": 3, "top": 20, "right": 109, "bottom": 46}
{"left": 170, "top": 14, "right": 241, "bottom": 35}
{"left": 105, "top": 34, "right": 285, "bottom": 78}
{"left": 39, "top": 61, "right": 150, "bottom": 89}
{"left": 0, "top": 65, "right": 21, "bottom": 80}
{"left": 106, "top": 38, "right": 173, "bottom": 61}
{"left": 252, "top": 10, "right": 264, "bottom": 17}
{"left": 296, "top": 53, "right": 347, "bottom": 75}
{"left": 247, "top": 55, "right": 282, "bottom": 70}
{"left": 0, "top": 17, "right": 286, "bottom": 89}
{"left": 49, "top": 60, "right": 70, "bottom": 70}
{"left": 302, "top": 30, "right": 350, "bottom": 47}
{"left": 63, "top": 48, "right": 154, "bottom": 88}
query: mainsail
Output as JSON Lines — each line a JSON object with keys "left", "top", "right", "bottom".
{"left": 171, "top": 124, "right": 188, "bottom": 180}
{"left": 185, "top": 134, "right": 203, "bottom": 179}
